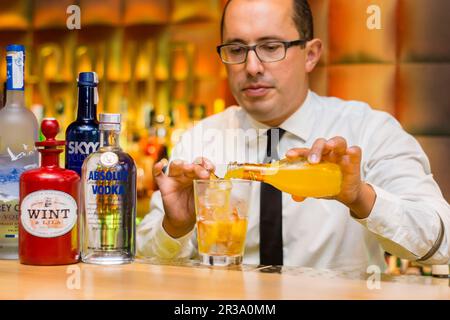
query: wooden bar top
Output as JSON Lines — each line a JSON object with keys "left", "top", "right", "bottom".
{"left": 0, "top": 259, "right": 449, "bottom": 300}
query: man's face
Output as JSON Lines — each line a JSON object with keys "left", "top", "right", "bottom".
{"left": 222, "top": 0, "right": 309, "bottom": 126}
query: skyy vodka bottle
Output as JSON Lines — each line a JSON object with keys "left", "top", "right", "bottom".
{"left": 0, "top": 45, "right": 39, "bottom": 259}
{"left": 81, "top": 114, "right": 136, "bottom": 265}
{"left": 65, "top": 72, "right": 100, "bottom": 176}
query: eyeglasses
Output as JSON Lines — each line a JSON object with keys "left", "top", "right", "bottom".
{"left": 217, "top": 39, "right": 307, "bottom": 65}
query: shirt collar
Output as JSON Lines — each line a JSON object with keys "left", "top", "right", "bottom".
{"left": 244, "top": 90, "right": 316, "bottom": 142}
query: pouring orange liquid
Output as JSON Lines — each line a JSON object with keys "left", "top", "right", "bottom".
{"left": 222, "top": 159, "right": 342, "bottom": 198}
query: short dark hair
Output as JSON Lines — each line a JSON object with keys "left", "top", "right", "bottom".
{"left": 220, "top": 0, "right": 314, "bottom": 41}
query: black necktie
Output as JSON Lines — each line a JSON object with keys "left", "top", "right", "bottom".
{"left": 260, "top": 128, "right": 286, "bottom": 266}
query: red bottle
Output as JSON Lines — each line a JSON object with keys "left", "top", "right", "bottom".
{"left": 19, "top": 118, "right": 80, "bottom": 265}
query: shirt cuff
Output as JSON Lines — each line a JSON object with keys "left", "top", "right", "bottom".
{"left": 352, "top": 183, "right": 443, "bottom": 261}
{"left": 152, "top": 220, "right": 195, "bottom": 259}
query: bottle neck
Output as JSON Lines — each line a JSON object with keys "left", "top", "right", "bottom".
{"left": 40, "top": 149, "right": 62, "bottom": 167}
{"left": 225, "top": 163, "right": 265, "bottom": 181}
{"left": 100, "top": 129, "right": 121, "bottom": 149}
{"left": 5, "top": 90, "right": 25, "bottom": 108}
{"left": 77, "top": 86, "right": 97, "bottom": 121}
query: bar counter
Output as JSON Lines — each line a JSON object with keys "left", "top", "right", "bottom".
{"left": 0, "top": 259, "right": 449, "bottom": 300}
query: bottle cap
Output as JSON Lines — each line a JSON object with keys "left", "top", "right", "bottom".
{"left": 6, "top": 44, "right": 25, "bottom": 91}
{"left": 99, "top": 113, "right": 121, "bottom": 131}
{"left": 6, "top": 44, "right": 25, "bottom": 53}
{"left": 100, "top": 113, "right": 121, "bottom": 124}
{"left": 35, "top": 118, "right": 65, "bottom": 147}
{"left": 78, "top": 72, "right": 98, "bottom": 87}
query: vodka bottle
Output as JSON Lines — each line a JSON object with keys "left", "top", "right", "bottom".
{"left": 81, "top": 113, "right": 136, "bottom": 265}
{"left": 0, "top": 45, "right": 39, "bottom": 259}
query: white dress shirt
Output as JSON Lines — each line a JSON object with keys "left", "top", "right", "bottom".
{"left": 137, "top": 90, "right": 450, "bottom": 271}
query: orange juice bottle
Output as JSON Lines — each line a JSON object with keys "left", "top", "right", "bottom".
{"left": 224, "top": 158, "right": 342, "bottom": 198}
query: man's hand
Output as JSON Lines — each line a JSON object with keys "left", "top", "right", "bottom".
{"left": 286, "top": 137, "right": 376, "bottom": 219}
{"left": 153, "top": 157, "right": 215, "bottom": 238}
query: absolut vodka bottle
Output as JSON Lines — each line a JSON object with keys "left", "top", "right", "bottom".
{"left": 65, "top": 72, "right": 100, "bottom": 176}
{"left": 0, "top": 45, "right": 39, "bottom": 259}
{"left": 81, "top": 114, "right": 136, "bottom": 265}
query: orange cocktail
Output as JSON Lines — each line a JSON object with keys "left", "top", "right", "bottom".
{"left": 193, "top": 179, "right": 252, "bottom": 266}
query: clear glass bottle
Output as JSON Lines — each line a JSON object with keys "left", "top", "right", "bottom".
{"left": 0, "top": 45, "right": 39, "bottom": 259}
{"left": 81, "top": 113, "right": 136, "bottom": 264}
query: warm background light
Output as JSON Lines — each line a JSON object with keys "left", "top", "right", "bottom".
{"left": 0, "top": 0, "right": 448, "bottom": 204}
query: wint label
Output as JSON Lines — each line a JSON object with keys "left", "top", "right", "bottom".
{"left": 27, "top": 208, "right": 70, "bottom": 221}
{"left": 20, "top": 191, "right": 78, "bottom": 238}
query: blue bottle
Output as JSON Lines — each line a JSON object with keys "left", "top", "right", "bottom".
{"left": 65, "top": 72, "right": 100, "bottom": 176}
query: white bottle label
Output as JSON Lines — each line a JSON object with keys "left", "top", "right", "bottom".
{"left": 20, "top": 190, "right": 78, "bottom": 238}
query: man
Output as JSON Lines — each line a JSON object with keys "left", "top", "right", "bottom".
{"left": 137, "top": 0, "right": 450, "bottom": 270}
